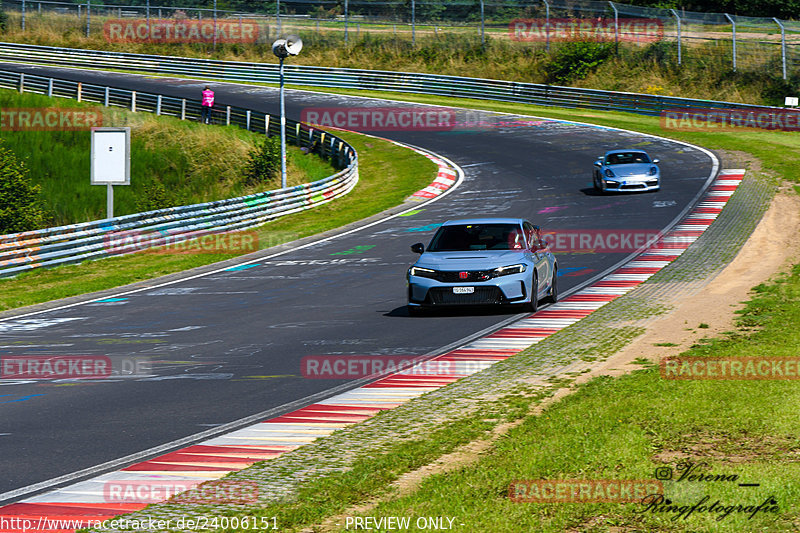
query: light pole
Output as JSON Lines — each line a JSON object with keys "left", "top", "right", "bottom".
{"left": 272, "top": 36, "right": 303, "bottom": 189}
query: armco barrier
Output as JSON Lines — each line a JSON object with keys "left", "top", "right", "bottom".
{"left": 0, "top": 67, "right": 358, "bottom": 277}
{"left": 0, "top": 41, "right": 786, "bottom": 117}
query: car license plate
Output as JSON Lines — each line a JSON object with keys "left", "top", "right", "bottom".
{"left": 453, "top": 287, "right": 474, "bottom": 294}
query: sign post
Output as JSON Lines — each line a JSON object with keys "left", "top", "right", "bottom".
{"left": 91, "top": 127, "right": 130, "bottom": 219}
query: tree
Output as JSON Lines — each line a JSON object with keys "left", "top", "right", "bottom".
{"left": 244, "top": 136, "right": 281, "bottom": 185}
{"left": 0, "top": 141, "right": 49, "bottom": 234}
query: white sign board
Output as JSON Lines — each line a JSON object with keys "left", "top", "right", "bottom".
{"left": 91, "top": 127, "right": 130, "bottom": 185}
{"left": 785, "top": 96, "right": 799, "bottom": 107}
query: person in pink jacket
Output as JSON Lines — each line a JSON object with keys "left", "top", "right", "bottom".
{"left": 201, "top": 86, "right": 215, "bottom": 124}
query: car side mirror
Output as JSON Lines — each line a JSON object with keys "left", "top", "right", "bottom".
{"left": 411, "top": 243, "right": 424, "bottom": 254}
{"left": 593, "top": 161, "right": 602, "bottom": 167}
{"left": 652, "top": 158, "right": 660, "bottom": 164}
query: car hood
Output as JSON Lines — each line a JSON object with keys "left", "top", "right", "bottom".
{"left": 415, "top": 250, "right": 528, "bottom": 270}
{"left": 608, "top": 163, "right": 656, "bottom": 177}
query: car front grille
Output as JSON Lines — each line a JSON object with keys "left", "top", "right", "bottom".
{"left": 434, "top": 270, "right": 494, "bottom": 282}
{"left": 428, "top": 287, "right": 504, "bottom": 305}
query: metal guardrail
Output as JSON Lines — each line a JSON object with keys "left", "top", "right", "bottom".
{"left": 0, "top": 67, "right": 358, "bottom": 277}
{"left": 1, "top": 0, "right": 798, "bottom": 77}
{"left": 0, "top": 41, "right": 786, "bottom": 117}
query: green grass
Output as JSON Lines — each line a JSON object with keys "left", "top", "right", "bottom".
{"left": 1, "top": 13, "right": 794, "bottom": 105}
{"left": 240, "top": 416, "right": 497, "bottom": 530}
{"left": 186, "top": 264, "right": 800, "bottom": 533}
{"left": 0, "top": 89, "right": 334, "bottom": 226}
{"left": 340, "top": 264, "right": 800, "bottom": 532}
{"left": 4, "top": 57, "right": 799, "bottom": 531}
{"left": 0, "top": 130, "right": 436, "bottom": 311}
{"left": 117, "top": 90, "right": 797, "bottom": 533}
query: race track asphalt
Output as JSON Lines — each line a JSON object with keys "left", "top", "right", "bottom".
{"left": 0, "top": 63, "right": 715, "bottom": 500}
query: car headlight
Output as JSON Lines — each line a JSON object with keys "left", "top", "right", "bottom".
{"left": 493, "top": 264, "right": 526, "bottom": 277}
{"left": 604, "top": 169, "right": 615, "bottom": 178}
{"left": 649, "top": 166, "right": 658, "bottom": 176}
{"left": 409, "top": 266, "right": 437, "bottom": 279}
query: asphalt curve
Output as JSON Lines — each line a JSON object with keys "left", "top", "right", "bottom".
{"left": 0, "top": 63, "right": 715, "bottom": 500}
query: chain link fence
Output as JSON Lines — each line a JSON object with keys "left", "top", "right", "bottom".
{"left": 0, "top": 0, "right": 796, "bottom": 79}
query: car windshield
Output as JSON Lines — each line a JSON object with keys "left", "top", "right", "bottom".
{"left": 606, "top": 152, "right": 650, "bottom": 165}
{"left": 428, "top": 223, "right": 525, "bottom": 251}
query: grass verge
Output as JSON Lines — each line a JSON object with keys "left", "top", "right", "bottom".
{"left": 0, "top": 130, "right": 435, "bottom": 312}
{"left": 337, "top": 264, "right": 800, "bottom": 532}
{"left": 1, "top": 14, "right": 795, "bottom": 105}
{"left": 115, "top": 92, "right": 797, "bottom": 533}
{"left": 0, "top": 88, "right": 334, "bottom": 226}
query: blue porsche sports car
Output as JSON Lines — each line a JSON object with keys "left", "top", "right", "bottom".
{"left": 407, "top": 218, "right": 558, "bottom": 314}
{"left": 593, "top": 150, "right": 660, "bottom": 192}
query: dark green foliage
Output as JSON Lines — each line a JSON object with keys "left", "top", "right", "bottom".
{"left": 626, "top": 0, "right": 800, "bottom": 18}
{"left": 135, "top": 181, "right": 173, "bottom": 212}
{"left": 641, "top": 40, "right": 676, "bottom": 65}
{"left": 544, "top": 41, "right": 617, "bottom": 84}
{"left": 0, "top": 141, "right": 48, "bottom": 233}
{"left": 309, "top": 3, "right": 342, "bottom": 19}
{"left": 761, "top": 75, "right": 800, "bottom": 107}
{"left": 244, "top": 135, "right": 281, "bottom": 185}
{"left": 0, "top": 7, "right": 8, "bottom": 33}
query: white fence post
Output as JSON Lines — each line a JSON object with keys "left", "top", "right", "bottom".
{"left": 774, "top": 18, "right": 786, "bottom": 80}
{"left": 671, "top": 9, "right": 682, "bottom": 66}
{"left": 724, "top": 14, "right": 736, "bottom": 71}
{"left": 609, "top": 2, "right": 618, "bottom": 45}
{"left": 543, "top": 0, "right": 550, "bottom": 52}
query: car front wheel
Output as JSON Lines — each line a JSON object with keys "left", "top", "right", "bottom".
{"left": 593, "top": 172, "right": 603, "bottom": 192}
{"left": 544, "top": 267, "right": 558, "bottom": 304}
{"left": 522, "top": 273, "right": 539, "bottom": 313}
{"left": 407, "top": 305, "right": 425, "bottom": 316}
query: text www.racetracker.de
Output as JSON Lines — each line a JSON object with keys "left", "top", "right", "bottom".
{"left": 0, "top": 515, "right": 279, "bottom": 531}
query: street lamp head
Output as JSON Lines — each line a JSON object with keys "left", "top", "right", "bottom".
{"left": 272, "top": 35, "right": 303, "bottom": 59}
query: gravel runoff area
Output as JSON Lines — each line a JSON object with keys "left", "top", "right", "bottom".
{"left": 89, "top": 152, "right": 776, "bottom": 532}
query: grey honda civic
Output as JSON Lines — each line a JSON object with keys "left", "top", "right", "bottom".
{"left": 407, "top": 218, "right": 557, "bottom": 314}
